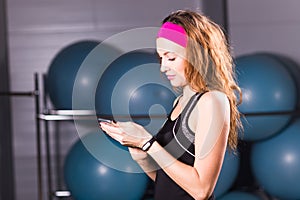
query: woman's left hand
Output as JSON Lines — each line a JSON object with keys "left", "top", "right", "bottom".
{"left": 100, "top": 121, "right": 152, "bottom": 149}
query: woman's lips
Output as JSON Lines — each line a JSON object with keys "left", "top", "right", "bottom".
{"left": 166, "top": 75, "right": 175, "bottom": 80}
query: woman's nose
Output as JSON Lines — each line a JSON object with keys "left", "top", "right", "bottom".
{"left": 160, "top": 58, "right": 169, "bottom": 72}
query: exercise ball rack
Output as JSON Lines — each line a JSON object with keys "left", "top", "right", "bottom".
{"left": 2, "top": 73, "right": 300, "bottom": 200}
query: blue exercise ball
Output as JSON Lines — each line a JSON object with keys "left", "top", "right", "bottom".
{"left": 96, "top": 50, "right": 177, "bottom": 133}
{"left": 64, "top": 131, "right": 149, "bottom": 200}
{"left": 264, "top": 53, "right": 300, "bottom": 109}
{"left": 235, "top": 53, "right": 297, "bottom": 141}
{"left": 46, "top": 40, "right": 99, "bottom": 109}
{"left": 214, "top": 151, "right": 240, "bottom": 198}
{"left": 218, "top": 191, "right": 262, "bottom": 200}
{"left": 251, "top": 118, "right": 300, "bottom": 200}
{"left": 128, "top": 83, "right": 176, "bottom": 126}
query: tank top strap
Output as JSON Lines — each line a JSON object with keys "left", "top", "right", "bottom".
{"left": 180, "top": 92, "right": 207, "bottom": 143}
{"left": 182, "top": 92, "right": 206, "bottom": 118}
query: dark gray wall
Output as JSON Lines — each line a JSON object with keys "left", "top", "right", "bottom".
{"left": 203, "top": 0, "right": 228, "bottom": 32}
{"left": 0, "top": 0, "right": 15, "bottom": 199}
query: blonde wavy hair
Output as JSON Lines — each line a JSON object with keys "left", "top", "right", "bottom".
{"left": 162, "top": 10, "right": 242, "bottom": 151}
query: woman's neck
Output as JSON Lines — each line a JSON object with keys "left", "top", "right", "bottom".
{"left": 182, "top": 85, "right": 197, "bottom": 99}
{"left": 178, "top": 85, "right": 197, "bottom": 109}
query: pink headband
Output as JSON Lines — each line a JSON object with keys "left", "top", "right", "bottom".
{"left": 157, "top": 22, "right": 187, "bottom": 47}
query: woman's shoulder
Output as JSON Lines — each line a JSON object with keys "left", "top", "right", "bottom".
{"left": 197, "top": 90, "right": 229, "bottom": 108}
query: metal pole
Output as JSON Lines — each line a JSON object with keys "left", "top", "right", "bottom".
{"left": 42, "top": 74, "right": 53, "bottom": 200}
{"left": 0, "top": 91, "right": 38, "bottom": 96}
{"left": 54, "top": 122, "right": 62, "bottom": 190}
{"left": 243, "top": 110, "right": 300, "bottom": 116}
{"left": 34, "top": 73, "right": 43, "bottom": 200}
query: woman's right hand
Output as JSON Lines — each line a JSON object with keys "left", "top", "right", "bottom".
{"left": 128, "top": 147, "right": 148, "bottom": 162}
{"left": 129, "top": 147, "right": 158, "bottom": 181}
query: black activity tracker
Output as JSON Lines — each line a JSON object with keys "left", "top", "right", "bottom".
{"left": 141, "top": 137, "right": 156, "bottom": 151}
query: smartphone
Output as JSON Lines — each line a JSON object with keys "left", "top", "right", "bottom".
{"left": 97, "top": 117, "right": 113, "bottom": 124}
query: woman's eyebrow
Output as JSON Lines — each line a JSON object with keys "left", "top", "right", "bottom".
{"left": 157, "top": 51, "right": 175, "bottom": 57}
{"left": 165, "top": 52, "right": 176, "bottom": 56}
{"left": 163, "top": 51, "right": 170, "bottom": 56}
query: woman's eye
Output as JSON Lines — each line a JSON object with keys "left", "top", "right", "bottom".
{"left": 157, "top": 56, "right": 162, "bottom": 63}
{"left": 168, "top": 58, "right": 176, "bottom": 61}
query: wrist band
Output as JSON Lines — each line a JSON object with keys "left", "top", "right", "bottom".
{"left": 141, "top": 137, "right": 156, "bottom": 151}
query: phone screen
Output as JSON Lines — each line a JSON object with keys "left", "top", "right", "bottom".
{"left": 97, "top": 117, "right": 113, "bottom": 124}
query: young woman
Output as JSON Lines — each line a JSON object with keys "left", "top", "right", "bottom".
{"left": 100, "top": 10, "right": 242, "bottom": 200}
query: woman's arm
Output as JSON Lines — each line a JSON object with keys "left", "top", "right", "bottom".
{"left": 147, "top": 91, "right": 230, "bottom": 200}
{"left": 128, "top": 147, "right": 157, "bottom": 181}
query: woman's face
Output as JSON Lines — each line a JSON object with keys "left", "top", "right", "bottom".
{"left": 157, "top": 49, "right": 187, "bottom": 87}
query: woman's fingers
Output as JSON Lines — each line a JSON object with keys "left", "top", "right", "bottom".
{"left": 100, "top": 121, "right": 150, "bottom": 148}
{"left": 100, "top": 122, "right": 124, "bottom": 141}
{"left": 100, "top": 122, "right": 122, "bottom": 134}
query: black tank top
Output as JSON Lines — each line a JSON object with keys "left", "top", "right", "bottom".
{"left": 154, "top": 92, "right": 215, "bottom": 200}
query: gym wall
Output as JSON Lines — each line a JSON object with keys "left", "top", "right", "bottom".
{"left": 228, "top": 0, "right": 300, "bottom": 63}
